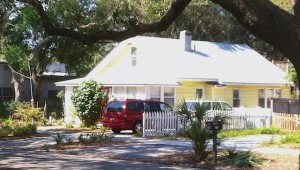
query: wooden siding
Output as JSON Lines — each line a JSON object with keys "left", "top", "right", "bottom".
{"left": 176, "top": 81, "right": 291, "bottom": 108}
{"left": 95, "top": 44, "right": 131, "bottom": 76}
{"left": 176, "top": 81, "right": 211, "bottom": 103}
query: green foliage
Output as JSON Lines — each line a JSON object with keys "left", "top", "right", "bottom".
{"left": 71, "top": 80, "right": 108, "bottom": 127}
{"left": 56, "top": 119, "right": 63, "bottom": 125}
{"left": 50, "top": 112, "right": 57, "bottom": 119}
{"left": 79, "top": 122, "right": 85, "bottom": 128}
{"left": 222, "top": 150, "right": 262, "bottom": 168}
{"left": 185, "top": 122, "right": 210, "bottom": 161}
{"left": 13, "top": 102, "right": 43, "bottom": 123}
{"left": 287, "top": 65, "right": 297, "bottom": 94}
{"left": 13, "top": 123, "right": 37, "bottom": 137}
{"left": 280, "top": 133, "right": 300, "bottom": 144}
{"left": 65, "top": 123, "right": 73, "bottom": 129}
{"left": 99, "top": 126, "right": 108, "bottom": 132}
{"left": 133, "top": 131, "right": 143, "bottom": 137}
{"left": 260, "top": 126, "right": 282, "bottom": 134}
{"left": 175, "top": 98, "right": 211, "bottom": 161}
{"left": 0, "top": 126, "right": 13, "bottom": 137}
{"left": 174, "top": 99, "right": 193, "bottom": 122}
{"left": 218, "top": 126, "right": 283, "bottom": 138}
{"left": 218, "top": 129, "right": 261, "bottom": 138}
{"left": 54, "top": 133, "right": 64, "bottom": 145}
{"left": 90, "top": 125, "right": 97, "bottom": 130}
{"left": 78, "top": 132, "right": 114, "bottom": 143}
{"left": 0, "top": 101, "right": 16, "bottom": 119}
{"left": 64, "top": 136, "right": 74, "bottom": 144}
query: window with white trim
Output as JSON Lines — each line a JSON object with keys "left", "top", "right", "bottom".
{"left": 196, "top": 88, "right": 204, "bottom": 99}
{"left": 150, "top": 87, "right": 160, "bottom": 101}
{"left": 258, "top": 88, "right": 282, "bottom": 108}
{"left": 233, "top": 89, "right": 240, "bottom": 107}
{"left": 113, "top": 86, "right": 125, "bottom": 99}
{"left": 164, "top": 87, "right": 175, "bottom": 106}
{"left": 131, "top": 47, "right": 137, "bottom": 66}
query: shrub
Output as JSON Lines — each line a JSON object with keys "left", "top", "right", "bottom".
{"left": 222, "top": 150, "right": 262, "bottom": 168}
{"left": 90, "top": 125, "right": 97, "bottom": 130}
{"left": 0, "top": 126, "right": 13, "bottom": 137}
{"left": 13, "top": 124, "right": 37, "bottom": 136}
{"left": 71, "top": 80, "right": 108, "bottom": 127}
{"left": 14, "top": 102, "right": 43, "bottom": 124}
{"left": 281, "top": 133, "right": 300, "bottom": 144}
{"left": 175, "top": 99, "right": 212, "bottom": 161}
{"left": 99, "top": 126, "right": 108, "bottom": 132}
{"left": 133, "top": 131, "right": 143, "bottom": 137}
{"left": 261, "top": 126, "right": 282, "bottom": 134}
{"left": 218, "top": 129, "right": 261, "bottom": 138}
{"left": 78, "top": 132, "right": 114, "bottom": 143}
{"left": 50, "top": 112, "right": 57, "bottom": 119}
{"left": 1, "top": 118, "right": 16, "bottom": 126}
{"left": 79, "top": 122, "right": 85, "bottom": 128}
{"left": 56, "top": 119, "right": 63, "bottom": 125}
{"left": 0, "top": 101, "right": 16, "bottom": 119}
{"left": 54, "top": 133, "right": 64, "bottom": 145}
{"left": 65, "top": 123, "right": 73, "bottom": 129}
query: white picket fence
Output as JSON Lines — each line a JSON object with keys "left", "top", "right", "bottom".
{"left": 142, "top": 108, "right": 272, "bottom": 137}
{"left": 209, "top": 108, "right": 271, "bottom": 130}
{"left": 142, "top": 111, "right": 186, "bottom": 137}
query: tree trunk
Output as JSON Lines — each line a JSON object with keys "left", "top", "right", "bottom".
{"left": 295, "top": 63, "right": 300, "bottom": 99}
{"left": 31, "top": 71, "right": 42, "bottom": 102}
{"left": 210, "top": 0, "right": 300, "bottom": 97}
{"left": 11, "top": 71, "right": 25, "bottom": 102}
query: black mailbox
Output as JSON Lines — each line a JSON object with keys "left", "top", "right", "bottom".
{"left": 205, "top": 120, "right": 223, "bottom": 130}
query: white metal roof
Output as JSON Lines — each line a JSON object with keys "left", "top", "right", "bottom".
{"left": 56, "top": 35, "right": 290, "bottom": 87}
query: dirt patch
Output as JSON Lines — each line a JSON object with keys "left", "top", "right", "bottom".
{"left": 49, "top": 127, "right": 105, "bottom": 133}
{"left": 37, "top": 140, "right": 138, "bottom": 151}
{"left": 0, "top": 133, "right": 51, "bottom": 141}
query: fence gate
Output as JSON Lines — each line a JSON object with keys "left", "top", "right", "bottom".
{"left": 142, "top": 111, "right": 186, "bottom": 137}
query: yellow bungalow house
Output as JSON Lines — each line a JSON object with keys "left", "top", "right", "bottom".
{"left": 56, "top": 31, "right": 291, "bottom": 124}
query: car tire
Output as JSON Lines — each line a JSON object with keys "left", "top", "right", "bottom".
{"left": 112, "top": 128, "right": 121, "bottom": 134}
{"left": 132, "top": 121, "right": 143, "bottom": 134}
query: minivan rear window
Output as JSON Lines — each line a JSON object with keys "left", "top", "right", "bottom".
{"left": 106, "top": 101, "right": 125, "bottom": 112}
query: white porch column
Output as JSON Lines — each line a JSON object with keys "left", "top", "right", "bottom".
{"left": 264, "top": 89, "right": 268, "bottom": 108}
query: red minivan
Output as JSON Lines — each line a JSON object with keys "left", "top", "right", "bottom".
{"left": 103, "top": 99, "right": 172, "bottom": 133}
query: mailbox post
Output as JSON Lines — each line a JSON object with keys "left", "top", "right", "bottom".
{"left": 205, "top": 120, "right": 223, "bottom": 163}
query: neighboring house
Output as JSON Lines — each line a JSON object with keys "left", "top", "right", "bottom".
{"left": 55, "top": 31, "right": 291, "bottom": 124}
{"left": 0, "top": 60, "right": 14, "bottom": 101}
{"left": 0, "top": 60, "right": 70, "bottom": 117}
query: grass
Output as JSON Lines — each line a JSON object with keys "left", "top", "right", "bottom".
{"left": 280, "top": 133, "right": 300, "bottom": 144}
{"left": 217, "top": 126, "right": 285, "bottom": 138}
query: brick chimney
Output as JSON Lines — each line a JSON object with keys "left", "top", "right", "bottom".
{"left": 180, "top": 30, "right": 192, "bottom": 51}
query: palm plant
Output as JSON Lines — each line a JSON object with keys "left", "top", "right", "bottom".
{"left": 175, "top": 98, "right": 211, "bottom": 161}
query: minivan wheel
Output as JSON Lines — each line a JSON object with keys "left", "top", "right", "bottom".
{"left": 132, "top": 121, "right": 143, "bottom": 134}
{"left": 112, "top": 128, "right": 121, "bottom": 134}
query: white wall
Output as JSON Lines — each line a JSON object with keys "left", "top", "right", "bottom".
{"left": 64, "top": 86, "right": 81, "bottom": 125}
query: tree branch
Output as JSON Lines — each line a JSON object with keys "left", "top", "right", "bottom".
{"left": 17, "top": 0, "right": 192, "bottom": 44}
{"left": 293, "top": 0, "right": 300, "bottom": 20}
{"left": 28, "top": 36, "right": 56, "bottom": 60}
{"left": 210, "top": 0, "right": 300, "bottom": 60}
